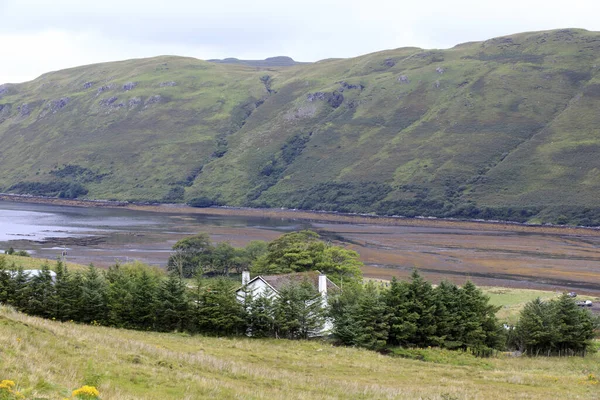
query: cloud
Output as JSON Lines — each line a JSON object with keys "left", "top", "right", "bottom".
{"left": 1, "top": 0, "right": 600, "bottom": 84}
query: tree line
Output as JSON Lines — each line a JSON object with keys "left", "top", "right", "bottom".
{"left": 0, "top": 229, "right": 598, "bottom": 357}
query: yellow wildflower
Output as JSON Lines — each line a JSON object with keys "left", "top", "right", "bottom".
{"left": 72, "top": 385, "right": 100, "bottom": 399}
{"left": 0, "top": 380, "right": 16, "bottom": 389}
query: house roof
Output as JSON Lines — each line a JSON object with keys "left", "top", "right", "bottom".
{"left": 239, "top": 270, "right": 339, "bottom": 294}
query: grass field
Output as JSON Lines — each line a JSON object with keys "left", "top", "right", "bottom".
{"left": 1, "top": 305, "right": 599, "bottom": 399}
{"left": 0, "top": 254, "right": 87, "bottom": 272}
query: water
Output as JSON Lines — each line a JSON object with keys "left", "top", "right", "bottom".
{"left": 0, "top": 201, "right": 308, "bottom": 266}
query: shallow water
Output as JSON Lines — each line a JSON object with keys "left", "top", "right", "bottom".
{"left": 0, "top": 200, "right": 308, "bottom": 266}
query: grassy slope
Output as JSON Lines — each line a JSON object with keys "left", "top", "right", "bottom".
{"left": 0, "top": 254, "right": 86, "bottom": 272}
{"left": 1, "top": 306, "right": 599, "bottom": 400}
{"left": 2, "top": 29, "right": 600, "bottom": 222}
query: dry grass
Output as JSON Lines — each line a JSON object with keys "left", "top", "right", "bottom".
{"left": 0, "top": 254, "right": 87, "bottom": 272}
{"left": 1, "top": 306, "right": 599, "bottom": 399}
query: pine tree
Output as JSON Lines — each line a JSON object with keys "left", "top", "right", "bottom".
{"left": 25, "top": 264, "right": 56, "bottom": 318}
{"left": 50, "top": 260, "right": 73, "bottom": 321}
{"left": 385, "top": 277, "right": 418, "bottom": 346}
{"left": 196, "top": 278, "right": 245, "bottom": 335}
{"left": 131, "top": 270, "right": 158, "bottom": 330}
{"left": 105, "top": 265, "right": 135, "bottom": 327}
{"left": 246, "top": 290, "right": 276, "bottom": 337}
{"left": 0, "top": 258, "right": 15, "bottom": 304}
{"left": 81, "top": 265, "right": 108, "bottom": 324}
{"left": 330, "top": 285, "right": 363, "bottom": 346}
{"left": 354, "top": 281, "right": 390, "bottom": 350}
{"left": 552, "top": 294, "right": 596, "bottom": 355}
{"left": 274, "top": 280, "right": 325, "bottom": 339}
{"left": 405, "top": 270, "right": 437, "bottom": 347}
{"left": 155, "top": 272, "right": 188, "bottom": 332}
{"left": 513, "top": 297, "right": 557, "bottom": 355}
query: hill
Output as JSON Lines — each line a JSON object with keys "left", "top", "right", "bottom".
{"left": 1, "top": 28, "right": 600, "bottom": 225}
{"left": 207, "top": 56, "right": 307, "bottom": 67}
{"left": 1, "top": 305, "right": 599, "bottom": 399}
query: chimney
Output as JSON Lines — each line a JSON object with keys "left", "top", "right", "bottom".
{"left": 318, "top": 274, "right": 327, "bottom": 297}
{"left": 242, "top": 270, "right": 250, "bottom": 285}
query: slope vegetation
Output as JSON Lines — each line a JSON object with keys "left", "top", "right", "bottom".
{"left": 1, "top": 306, "right": 599, "bottom": 399}
{"left": 1, "top": 29, "right": 600, "bottom": 224}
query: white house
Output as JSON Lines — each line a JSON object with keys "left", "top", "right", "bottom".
{"left": 235, "top": 270, "right": 338, "bottom": 335}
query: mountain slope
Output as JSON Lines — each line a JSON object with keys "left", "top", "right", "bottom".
{"left": 1, "top": 29, "right": 600, "bottom": 224}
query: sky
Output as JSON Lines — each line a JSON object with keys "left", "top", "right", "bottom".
{"left": 1, "top": 0, "right": 600, "bottom": 84}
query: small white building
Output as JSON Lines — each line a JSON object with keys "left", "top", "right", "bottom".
{"left": 235, "top": 270, "right": 338, "bottom": 335}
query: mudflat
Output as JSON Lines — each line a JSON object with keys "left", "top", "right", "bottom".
{"left": 2, "top": 194, "right": 600, "bottom": 295}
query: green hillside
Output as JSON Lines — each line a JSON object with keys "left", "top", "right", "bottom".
{"left": 2, "top": 28, "right": 600, "bottom": 224}
{"left": 1, "top": 305, "right": 599, "bottom": 399}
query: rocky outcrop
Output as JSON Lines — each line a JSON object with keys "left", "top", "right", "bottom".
{"left": 383, "top": 58, "right": 396, "bottom": 68}
{"left": 398, "top": 75, "right": 410, "bottom": 84}
{"left": 18, "top": 103, "right": 31, "bottom": 117}
{"left": 83, "top": 82, "right": 94, "bottom": 89}
{"left": 99, "top": 96, "right": 119, "bottom": 107}
{"left": 97, "top": 84, "right": 114, "bottom": 95}
{"left": 436, "top": 67, "right": 445, "bottom": 74}
{"left": 338, "top": 81, "right": 364, "bottom": 91}
{"left": 306, "top": 91, "right": 344, "bottom": 108}
{"left": 145, "top": 95, "right": 162, "bottom": 105}
{"left": 159, "top": 81, "right": 177, "bottom": 87}
{"left": 123, "top": 82, "right": 137, "bottom": 91}
{"left": 128, "top": 97, "right": 142, "bottom": 107}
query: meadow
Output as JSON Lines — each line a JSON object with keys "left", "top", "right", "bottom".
{"left": 1, "top": 304, "right": 599, "bottom": 400}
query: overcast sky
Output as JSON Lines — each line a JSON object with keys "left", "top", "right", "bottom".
{"left": 1, "top": 0, "right": 600, "bottom": 84}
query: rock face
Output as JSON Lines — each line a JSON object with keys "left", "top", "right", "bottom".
{"left": 145, "top": 95, "right": 162, "bottom": 105}
{"left": 338, "top": 81, "right": 364, "bottom": 91}
{"left": 51, "top": 98, "right": 70, "bottom": 112}
{"left": 436, "top": 67, "right": 445, "bottom": 74}
{"left": 128, "top": 97, "right": 142, "bottom": 107}
{"left": 83, "top": 82, "right": 94, "bottom": 89}
{"left": 123, "top": 82, "right": 137, "bottom": 91}
{"left": 398, "top": 75, "right": 410, "bottom": 84}
{"left": 306, "top": 91, "right": 344, "bottom": 108}
{"left": 97, "top": 84, "right": 114, "bottom": 95}
{"left": 99, "top": 97, "right": 119, "bottom": 107}
{"left": 18, "top": 103, "right": 31, "bottom": 117}
{"left": 383, "top": 58, "right": 396, "bottom": 68}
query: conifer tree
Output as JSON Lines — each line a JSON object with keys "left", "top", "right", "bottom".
{"left": 274, "top": 280, "right": 325, "bottom": 339}
{"left": 131, "top": 270, "right": 158, "bottom": 330}
{"left": 246, "top": 290, "right": 276, "bottom": 337}
{"left": 50, "top": 260, "right": 74, "bottom": 321}
{"left": 385, "top": 277, "right": 418, "bottom": 346}
{"left": 354, "top": 281, "right": 390, "bottom": 350}
{"left": 81, "top": 265, "right": 108, "bottom": 324}
{"left": 405, "top": 270, "right": 437, "bottom": 347}
{"left": 25, "top": 264, "right": 55, "bottom": 318}
{"left": 196, "top": 278, "right": 245, "bottom": 335}
{"left": 155, "top": 272, "right": 188, "bottom": 332}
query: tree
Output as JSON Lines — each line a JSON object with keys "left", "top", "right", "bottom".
{"left": 353, "top": 282, "right": 390, "bottom": 350}
{"left": 385, "top": 277, "right": 418, "bottom": 346}
{"left": 155, "top": 273, "right": 188, "bottom": 332}
{"left": 246, "top": 290, "right": 276, "bottom": 338}
{"left": 167, "top": 233, "right": 214, "bottom": 278}
{"left": 274, "top": 280, "right": 325, "bottom": 339}
{"left": 195, "top": 278, "right": 245, "bottom": 335}
{"left": 251, "top": 231, "right": 363, "bottom": 284}
{"left": 513, "top": 297, "right": 558, "bottom": 355}
{"left": 253, "top": 231, "right": 324, "bottom": 275}
{"left": 81, "top": 266, "right": 108, "bottom": 324}
{"left": 131, "top": 270, "right": 159, "bottom": 330}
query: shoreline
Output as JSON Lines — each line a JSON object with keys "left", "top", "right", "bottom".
{"left": 1, "top": 193, "right": 600, "bottom": 237}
